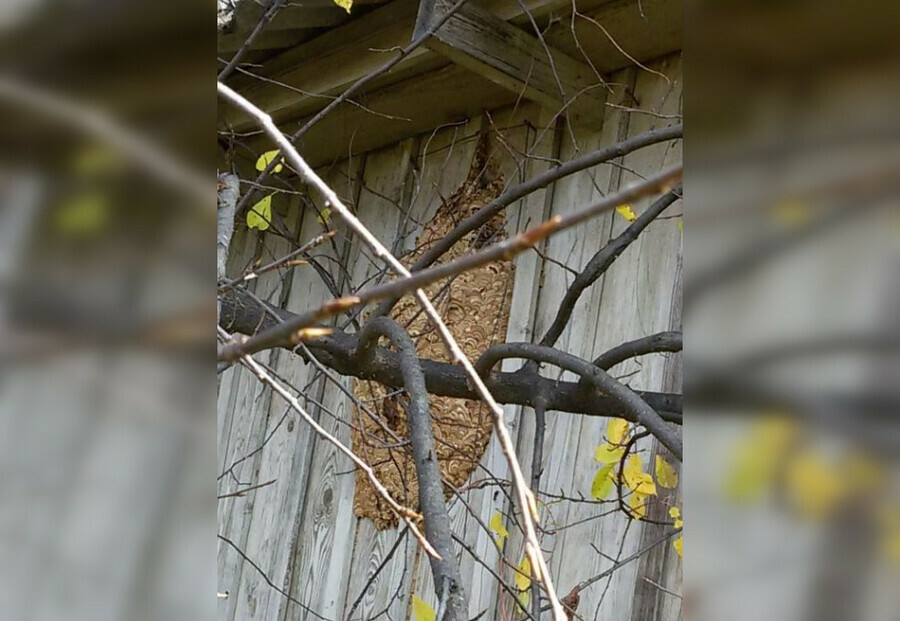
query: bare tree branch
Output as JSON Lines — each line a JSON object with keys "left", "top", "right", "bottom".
{"left": 475, "top": 343, "right": 682, "bottom": 460}
{"left": 218, "top": 79, "right": 571, "bottom": 621}
{"left": 539, "top": 185, "right": 682, "bottom": 349}
{"left": 218, "top": 0, "right": 287, "bottom": 81}
{"left": 217, "top": 216, "right": 559, "bottom": 363}
{"left": 371, "top": 125, "right": 683, "bottom": 319}
{"left": 357, "top": 316, "right": 467, "bottom": 621}
{"left": 218, "top": 287, "right": 683, "bottom": 422}
{"left": 589, "top": 331, "right": 682, "bottom": 371}
{"left": 229, "top": 0, "right": 474, "bottom": 219}
{"left": 224, "top": 326, "right": 442, "bottom": 559}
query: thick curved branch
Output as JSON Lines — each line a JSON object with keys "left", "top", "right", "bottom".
{"left": 371, "top": 125, "right": 682, "bottom": 320}
{"left": 590, "top": 331, "right": 682, "bottom": 371}
{"left": 219, "top": 288, "right": 682, "bottom": 422}
{"left": 475, "top": 343, "right": 682, "bottom": 461}
{"left": 357, "top": 317, "right": 466, "bottom": 621}
{"left": 539, "top": 186, "right": 682, "bottom": 349}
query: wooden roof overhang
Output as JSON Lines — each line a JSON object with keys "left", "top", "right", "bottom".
{"left": 217, "top": 0, "right": 681, "bottom": 168}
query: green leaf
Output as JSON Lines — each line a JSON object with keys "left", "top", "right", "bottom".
{"left": 255, "top": 150, "right": 284, "bottom": 173}
{"left": 247, "top": 194, "right": 273, "bottom": 230}
{"left": 591, "top": 463, "right": 615, "bottom": 500}
{"left": 412, "top": 595, "right": 436, "bottom": 621}
{"left": 333, "top": 0, "right": 352, "bottom": 13}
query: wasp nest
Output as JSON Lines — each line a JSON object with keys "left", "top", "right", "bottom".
{"left": 352, "top": 136, "right": 514, "bottom": 528}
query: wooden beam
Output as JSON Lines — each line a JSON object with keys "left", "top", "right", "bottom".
{"left": 234, "top": 63, "right": 519, "bottom": 169}
{"left": 218, "top": 0, "right": 614, "bottom": 131}
{"left": 219, "top": 0, "right": 426, "bottom": 131}
{"left": 415, "top": 0, "right": 609, "bottom": 126}
{"left": 231, "top": 1, "right": 353, "bottom": 32}
{"left": 545, "top": 0, "right": 683, "bottom": 75}
{"left": 219, "top": 0, "right": 680, "bottom": 137}
{"left": 218, "top": 28, "right": 312, "bottom": 54}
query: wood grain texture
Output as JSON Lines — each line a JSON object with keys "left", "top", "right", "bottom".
{"left": 330, "top": 139, "right": 422, "bottom": 621}
{"left": 417, "top": 0, "right": 608, "bottom": 126}
{"left": 218, "top": 52, "right": 683, "bottom": 621}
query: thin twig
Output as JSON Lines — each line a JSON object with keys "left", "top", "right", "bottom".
{"left": 230, "top": 0, "right": 474, "bottom": 218}
{"left": 217, "top": 80, "right": 571, "bottom": 621}
{"left": 218, "top": 0, "right": 287, "bottom": 81}
{"left": 224, "top": 327, "right": 440, "bottom": 559}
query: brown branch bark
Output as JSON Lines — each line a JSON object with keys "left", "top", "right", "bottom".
{"left": 357, "top": 317, "right": 466, "bottom": 621}
{"left": 475, "top": 343, "right": 682, "bottom": 461}
{"left": 219, "top": 287, "right": 683, "bottom": 423}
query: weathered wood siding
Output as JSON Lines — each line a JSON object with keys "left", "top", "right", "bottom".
{"left": 218, "top": 53, "right": 682, "bottom": 621}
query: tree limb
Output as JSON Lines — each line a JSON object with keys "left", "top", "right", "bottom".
{"left": 357, "top": 317, "right": 467, "bottom": 621}
{"left": 539, "top": 186, "right": 681, "bottom": 349}
{"left": 219, "top": 287, "right": 683, "bottom": 422}
{"left": 475, "top": 343, "right": 682, "bottom": 461}
{"left": 371, "top": 125, "right": 683, "bottom": 320}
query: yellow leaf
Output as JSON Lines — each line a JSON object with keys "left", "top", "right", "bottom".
{"left": 629, "top": 491, "right": 649, "bottom": 519}
{"left": 668, "top": 506, "right": 682, "bottom": 528}
{"left": 785, "top": 450, "right": 846, "bottom": 520}
{"left": 678, "top": 219, "right": 683, "bottom": 232}
{"left": 247, "top": 194, "right": 273, "bottom": 230}
{"left": 624, "top": 454, "right": 657, "bottom": 496}
{"left": 771, "top": 199, "right": 811, "bottom": 227}
{"left": 333, "top": 0, "right": 352, "bottom": 13}
{"left": 516, "top": 590, "right": 530, "bottom": 613}
{"left": 607, "top": 418, "right": 629, "bottom": 445}
{"left": 489, "top": 512, "right": 509, "bottom": 547}
{"left": 673, "top": 536, "right": 682, "bottom": 558}
{"left": 594, "top": 443, "right": 624, "bottom": 464}
{"left": 723, "top": 415, "right": 796, "bottom": 503}
{"left": 256, "top": 150, "right": 284, "bottom": 173}
{"left": 591, "top": 463, "right": 615, "bottom": 500}
{"left": 655, "top": 456, "right": 678, "bottom": 489}
{"left": 515, "top": 556, "right": 531, "bottom": 591}
{"left": 55, "top": 193, "right": 110, "bottom": 235}
{"left": 616, "top": 205, "right": 637, "bottom": 222}
{"left": 317, "top": 207, "right": 333, "bottom": 226}
{"left": 412, "top": 595, "right": 436, "bottom": 621}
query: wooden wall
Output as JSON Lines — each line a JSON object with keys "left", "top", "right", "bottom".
{"left": 218, "top": 53, "right": 682, "bottom": 621}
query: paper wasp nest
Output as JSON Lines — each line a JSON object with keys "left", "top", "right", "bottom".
{"left": 352, "top": 138, "right": 515, "bottom": 528}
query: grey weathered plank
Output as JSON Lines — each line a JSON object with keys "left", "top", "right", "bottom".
{"left": 226, "top": 201, "right": 306, "bottom": 621}
{"left": 548, "top": 56, "right": 682, "bottom": 621}
{"left": 296, "top": 139, "right": 419, "bottom": 621}
{"left": 218, "top": 52, "right": 684, "bottom": 621}
{"left": 416, "top": 0, "right": 608, "bottom": 127}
